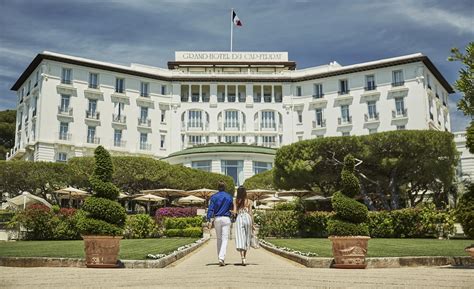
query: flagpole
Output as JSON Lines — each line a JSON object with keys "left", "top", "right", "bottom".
{"left": 230, "top": 8, "right": 233, "bottom": 52}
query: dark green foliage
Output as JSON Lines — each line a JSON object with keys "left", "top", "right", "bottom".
{"left": 456, "top": 185, "right": 474, "bottom": 239}
{"left": 300, "top": 211, "right": 333, "bottom": 237}
{"left": 274, "top": 201, "right": 297, "bottom": 211}
{"left": 0, "top": 109, "right": 16, "bottom": 160}
{"left": 326, "top": 219, "right": 370, "bottom": 236}
{"left": 124, "top": 214, "right": 159, "bottom": 239}
{"left": 368, "top": 211, "right": 394, "bottom": 238}
{"left": 78, "top": 146, "right": 126, "bottom": 236}
{"left": 332, "top": 192, "right": 368, "bottom": 223}
{"left": 164, "top": 227, "right": 202, "bottom": 238}
{"left": 448, "top": 42, "right": 474, "bottom": 118}
{"left": 81, "top": 197, "right": 127, "bottom": 227}
{"left": 274, "top": 130, "right": 458, "bottom": 209}
{"left": 340, "top": 155, "right": 360, "bottom": 198}
{"left": 254, "top": 210, "right": 299, "bottom": 238}
{"left": 467, "top": 121, "right": 474, "bottom": 154}
{"left": 10, "top": 204, "right": 55, "bottom": 240}
{"left": 163, "top": 216, "right": 203, "bottom": 230}
{"left": 243, "top": 169, "right": 275, "bottom": 190}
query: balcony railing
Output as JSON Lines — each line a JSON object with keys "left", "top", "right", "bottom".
{"left": 364, "top": 85, "right": 377, "bottom": 91}
{"left": 112, "top": 114, "right": 126, "bottom": 123}
{"left": 138, "top": 118, "right": 151, "bottom": 127}
{"left": 312, "top": 119, "right": 326, "bottom": 128}
{"left": 435, "top": 93, "right": 440, "bottom": 99}
{"left": 86, "top": 136, "right": 100, "bottom": 144}
{"left": 88, "top": 84, "right": 98, "bottom": 89}
{"left": 115, "top": 88, "right": 125, "bottom": 93}
{"left": 224, "top": 122, "right": 244, "bottom": 130}
{"left": 392, "top": 109, "right": 408, "bottom": 118}
{"left": 139, "top": 143, "right": 152, "bottom": 151}
{"left": 58, "top": 133, "right": 71, "bottom": 141}
{"left": 58, "top": 106, "right": 73, "bottom": 116}
{"left": 338, "top": 116, "right": 352, "bottom": 125}
{"left": 312, "top": 94, "right": 324, "bottom": 99}
{"left": 260, "top": 123, "right": 277, "bottom": 130}
{"left": 364, "top": 113, "right": 379, "bottom": 122}
{"left": 61, "top": 79, "right": 72, "bottom": 85}
{"left": 338, "top": 90, "right": 350, "bottom": 95}
{"left": 262, "top": 142, "right": 277, "bottom": 148}
{"left": 85, "top": 110, "right": 100, "bottom": 120}
{"left": 114, "top": 140, "right": 127, "bottom": 148}
{"left": 140, "top": 92, "right": 149, "bottom": 98}
{"left": 392, "top": 81, "right": 405, "bottom": 87}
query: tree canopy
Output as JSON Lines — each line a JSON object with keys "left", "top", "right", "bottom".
{"left": 274, "top": 130, "right": 458, "bottom": 210}
{"left": 0, "top": 109, "right": 16, "bottom": 160}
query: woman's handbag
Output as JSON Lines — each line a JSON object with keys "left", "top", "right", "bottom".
{"left": 250, "top": 231, "right": 260, "bottom": 249}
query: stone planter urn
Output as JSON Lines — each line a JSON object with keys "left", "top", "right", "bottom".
{"left": 329, "top": 236, "right": 370, "bottom": 269}
{"left": 465, "top": 246, "right": 474, "bottom": 259}
{"left": 82, "top": 235, "right": 123, "bottom": 268}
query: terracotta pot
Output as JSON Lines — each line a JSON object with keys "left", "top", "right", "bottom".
{"left": 82, "top": 235, "right": 122, "bottom": 268}
{"left": 465, "top": 247, "right": 474, "bottom": 259}
{"left": 328, "top": 236, "right": 370, "bottom": 269}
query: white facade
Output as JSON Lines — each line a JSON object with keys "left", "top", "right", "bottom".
{"left": 454, "top": 131, "right": 474, "bottom": 184}
{"left": 7, "top": 51, "right": 453, "bottom": 184}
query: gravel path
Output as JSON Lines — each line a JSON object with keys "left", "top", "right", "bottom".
{"left": 1, "top": 232, "right": 473, "bottom": 288}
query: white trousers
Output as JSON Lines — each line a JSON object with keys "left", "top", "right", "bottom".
{"left": 214, "top": 216, "right": 231, "bottom": 262}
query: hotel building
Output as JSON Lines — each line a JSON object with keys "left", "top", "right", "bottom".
{"left": 7, "top": 51, "right": 453, "bottom": 185}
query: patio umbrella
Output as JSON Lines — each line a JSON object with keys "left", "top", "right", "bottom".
{"left": 133, "top": 194, "right": 166, "bottom": 214}
{"left": 187, "top": 188, "right": 218, "bottom": 205}
{"left": 141, "top": 188, "right": 186, "bottom": 206}
{"left": 260, "top": 195, "right": 286, "bottom": 208}
{"left": 255, "top": 204, "right": 272, "bottom": 210}
{"left": 278, "top": 189, "right": 315, "bottom": 199}
{"left": 178, "top": 195, "right": 205, "bottom": 205}
{"left": 7, "top": 192, "right": 52, "bottom": 210}
{"left": 246, "top": 189, "right": 275, "bottom": 201}
{"left": 55, "top": 186, "right": 90, "bottom": 207}
{"left": 304, "top": 195, "right": 331, "bottom": 201}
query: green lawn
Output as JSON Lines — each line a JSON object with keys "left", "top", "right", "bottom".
{"left": 266, "top": 238, "right": 473, "bottom": 257}
{"left": 0, "top": 238, "right": 198, "bottom": 260}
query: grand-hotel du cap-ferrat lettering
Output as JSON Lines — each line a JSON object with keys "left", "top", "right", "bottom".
{"left": 175, "top": 51, "right": 288, "bottom": 62}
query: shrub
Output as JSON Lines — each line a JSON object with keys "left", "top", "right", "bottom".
{"left": 300, "top": 211, "right": 333, "bottom": 237}
{"left": 164, "top": 227, "right": 202, "bottom": 238}
{"left": 10, "top": 204, "right": 55, "bottom": 240}
{"left": 368, "top": 211, "right": 394, "bottom": 238}
{"left": 0, "top": 210, "right": 15, "bottom": 223}
{"left": 328, "top": 154, "right": 369, "bottom": 236}
{"left": 163, "top": 216, "right": 203, "bottom": 230}
{"left": 53, "top": 208, "right": 80, "bottom": 240}
{"left": 254, "top": 210, "right": 299, "bottom": 238}
{"left": 155, "top": 207, "right": 197, "bottom": 222}
{"left": 77, "top": 146, "right": 126, "bottom": 236}
{"left": 274, "top": 202, "right": 297, "bottom": 211}
{"left": 456, "top": 185, "right": 474, "bottom": 239}
{"left": 124, "top": 214, "right": 158, "bottom": 239}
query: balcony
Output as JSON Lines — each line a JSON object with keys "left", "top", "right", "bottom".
{"left": 140, "top": 92, "right": 149, "bottom": 98}
{"left": 338, "top": 116, "right": 352, "bottom": 126}
{"left": 89, "top": 83, "right": 98, "bottom": 89}
{"left": 113, "top": 140, "right": 127, "bottom": 148}
{"left": 138, "top": 117, "right": 152, "bottom": 128}
{"left": 364, "top": 85, "right": 377, "bottom": 91}
{"left": 111, "top": 91, "right": 129, "bottom": 103}
{"left": 364, "top": 113, "right": 380, "bottom": 123}
{"left": 56, "top": 81, "right": 76, "bottom": 95}
{"left": 84, "top": 86, "right": 103, "bottom": 99}
{"left": 259, "top": 123, "right": 277, "bottom": 131}
{"left": 57, "top": 106, "right": 73, "bottom": 119}
{"left": 262, "top": 142, "right": 278, "bottom": 148}
{"left": 338, "top": 90, "right": 350, "bottom": 96}
{"left": 58, "top": 132, "right": 71, "bottom": 141}
{"left": 139, "top": 143, "right": 152, "bottom": 151}
{"left": 85, "top": 110, "right": 100, "bottom": 120}
{"left": 334, "top": 92, "right": 353, "bottom": 105}
{"left": 392, "top": 109, "right": 408, "bottom": 119}
{"left": 312, "top": 119, "right": 326, "bottom": 130}
{"left": 309, "top": 96, "right": 328, "bottom": 109}
{"left": 184, "top": 121, "right": 209, "bottom": 131}
{"left": 112, "top": 114, "right": 126, "bottom": 124}
{"left": 392, "top": 81, "right": 405, "bottom": 87}
{"left": 223, "top": 122, "right": 245, "bottom": 131}
{"left": 61, "top": 79, "right": 72, "bottom": 85}
{"left": 86, "top": 136, "right": 100, "bottom": 144}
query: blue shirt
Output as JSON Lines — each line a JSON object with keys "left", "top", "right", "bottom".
{"left": 206, "top": 191, "right": 233, "bottom": 221}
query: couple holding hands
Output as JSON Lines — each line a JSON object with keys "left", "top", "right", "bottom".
{"left": 206, "top": 182, "right": 257, "bottom": 266}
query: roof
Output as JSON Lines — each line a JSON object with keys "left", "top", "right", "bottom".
{"left": 164, "top": 143, "right": 277, "bottom": 159}
{"left": 11, "top": 51, "right": 454, "bottom": 93}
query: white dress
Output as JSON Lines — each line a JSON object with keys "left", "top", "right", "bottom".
{"left": 235, "top": 206, "right": 252, "bottom": 251}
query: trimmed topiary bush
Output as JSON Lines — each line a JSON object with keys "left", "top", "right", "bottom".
{"left": 456, "top": 185, "right": 474, "bottom": 239}
{"left": 328, "top": 154, "right": 369, "bottom": 236}
{"left": 77, "top": 146, "right": 126, "bottom": 236}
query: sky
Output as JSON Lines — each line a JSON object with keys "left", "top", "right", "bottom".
{"left": 0, "top": 0, "right": 473, "bottom": 131}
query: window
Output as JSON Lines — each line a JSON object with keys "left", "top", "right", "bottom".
{"left": 140, "top": 107, "right": 148, "bottom": 122}
{"left": 35, "top": 70, "right": 39, "bottom": 86}
{"left": 298, "top": 135, "right": 303, "bottom": 141}
{"left": 367, "top": 101, "right": 377, "bottom": 120}
{"left": 262, "top": 135, "right": 276, "bottom": 147}
{"left": 395, "top": 97, "right": 405, "bottom": 116}
{"left": 87, "top": 100, "right": 98, "bottom": 119}
{"left": 315, "top": 108, "right": 324, "bottom": 127}
{"left": 59, "top": 122, "right": 69, "bottom": 140}
{"left": 140, "top": 82, "right": 149, "bottom": 97}
{"left": 140, "top": 133, "right": 149, "bottom": 150}
{"left": 392, "top": 70, "right": 404, "bottom": 86}
{"left": 253, "top": 86, "right": 262, "bottom": 102}
{"left": 253, "top": 161, "right": 272, "bottom": 175}
{"left": 297, "top": 111, "right": 303, "bottom": 124}
{"left": 296, "top": 86, "right": 302, "bottom": 96}
{"left": 113, "top": 102, "right": 125, "bottom": 122}
{"left": 161, "top": 85, "right": 166, "bottom": 95}
{"left": 160, "top": 135, "right": 166, "bottom": 148}
{"left": 261, "top": 111, "right": 275, "bottom": 129}
{"left": 161, "top": 110, "right": 166, "bottom": 123}
{"left": 89, "top": 73, "right": 98, "bottom": 89}
{"left": 313, "top": 84, "right": 323, "bottom": 98}
{"left": 396, "top": 125, "right": 406, "bottom": 130}
{"left": 192, "top": 160, "right": 212, "bottom": 172}
{"left": 435, "top": 85, "right": 439, "bottom": 98}
{"left": 56, "top": 152, "right": 67, "bottom": 163}
{"left": 221, "top": 160, "right": 244, "bottom": 186}
{"left": 339, "top": 79, "right": 349, "bottom": 95}
{"left": 188, "top": 110, "right": 203, "bottom": 128}
{"left": 27, "top": 80, "right": 31, "bottom": 95}
{"left": 114, "top": 130, "right": 123, "bottom": 147}
{"left": 225, "top": 110, "right": 239, "bottom": 129}
{"left": 225, "top": 135, "right": 239, "bottom": 143}
{"left": 365, "top": 75, "right": 376, "bottom": 90}
{"left": 368, "top": 128, "right": 377, "bottom": 135}
{"left": 426, "top": 74, "right": 431, "bottom": 89}
{"left": 342, "top": 132, "right": 350, "bottom": 137}
{"left": 115, "top": 78, "right": 125, "bottom": 93}
{"left": 188, "top": 135, "right": 203, "bottom": 146}
{"left": 340, "top": 105, "right": 350, "bottom": 123}
{"left": 61, "top": 68, "right": 72, "bottom": 84}
{"left": 87, "top": 126, "right": 96, "bottom": 143}
{"left": 60, "top": 95, "right": 70, "bottom": 112}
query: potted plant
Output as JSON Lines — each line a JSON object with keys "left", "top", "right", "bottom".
{"left": 327, "top": 154, "right": 370, "bottom": 269}
{"left": 77, "top": 146, "right": 127, "bottom": 268}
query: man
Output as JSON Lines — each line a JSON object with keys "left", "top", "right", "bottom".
{"left": 206, "top": 181, "right": 233, "bottom": 266}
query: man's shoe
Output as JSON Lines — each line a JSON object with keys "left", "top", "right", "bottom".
{"left": 219, "top": 260, "right": 225, "bottom": 266}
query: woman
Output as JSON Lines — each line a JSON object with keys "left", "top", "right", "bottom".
{"left": 233, "top": 186, "right": 254, "bottom": 266}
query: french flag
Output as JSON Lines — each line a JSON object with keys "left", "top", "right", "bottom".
{"left": 232, "top": 10, "right": 242, "bottom": 27}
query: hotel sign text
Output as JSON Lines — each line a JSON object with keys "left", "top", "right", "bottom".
{"left": 175, "top": 51, "right": 288, "bottom": 62}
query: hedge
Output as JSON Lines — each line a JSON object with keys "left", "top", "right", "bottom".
{"left": 456, "top": 185, "right": 474, "bottom": 239}
{"left": 163, "top": 216, "right": 203, "bottom": 230}
{"left": 123, "top": 214, "right": 159, "bottom": 239}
